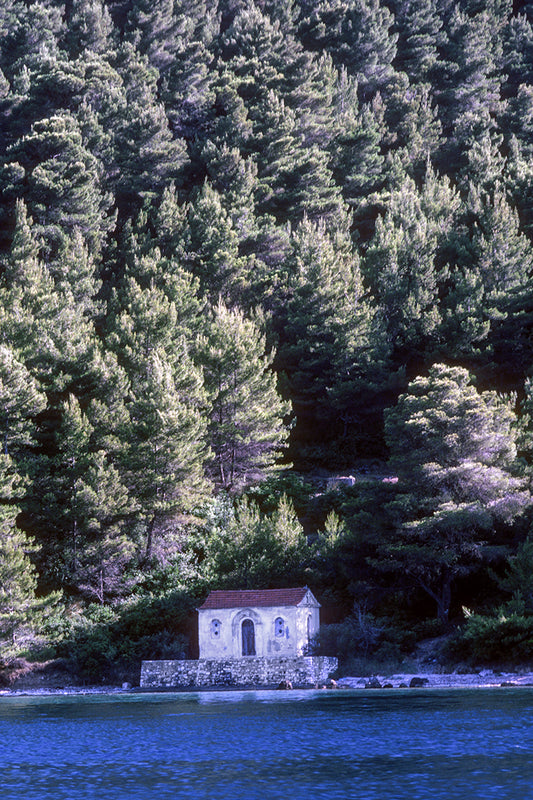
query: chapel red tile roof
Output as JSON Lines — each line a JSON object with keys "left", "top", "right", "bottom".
{"left": 198, "top": 587, "right": 316, "bottom": 609}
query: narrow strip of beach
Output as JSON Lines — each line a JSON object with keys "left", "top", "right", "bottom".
{"left": 337, "top": 671, "right": 533, "bottom": 689}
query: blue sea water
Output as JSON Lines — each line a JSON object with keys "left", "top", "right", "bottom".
{"left": 1, "top": 687, "right": 533, "bottom": 800}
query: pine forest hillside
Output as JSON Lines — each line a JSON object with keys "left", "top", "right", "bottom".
{"left": 1, "top": 0, "right": 533, "bottom": 679}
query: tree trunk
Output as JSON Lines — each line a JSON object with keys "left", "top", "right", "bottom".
{"left": 420, "top": 572, "right": 452, "bottom": 625}
{"left": 144, "top": 515, "right": 157, "bottom": 563}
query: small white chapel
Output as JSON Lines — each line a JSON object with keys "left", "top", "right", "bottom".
{"left": 140, "top": 585, "right": 337, "bottom": 689}
{"left": 197, "top": 587, "right": 320, "bottom": 659}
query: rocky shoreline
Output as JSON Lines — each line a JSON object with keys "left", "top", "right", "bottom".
{"left": 3, "top": 671, "right": 533, "bottom": 694}
{"left": 337, "top": 670, "right": 533, "bottom": 689}
{"left": 3, "top": 655, "right": 533, "bottom": 694}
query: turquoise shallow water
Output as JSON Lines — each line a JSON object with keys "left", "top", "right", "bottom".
{"left": 1, "top": 688, "right": 533, "bottom": 800}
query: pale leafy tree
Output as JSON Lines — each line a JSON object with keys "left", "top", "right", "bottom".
{"left": 203, "top": 495, "right": 307, "bottom": 588}
{"left": 380, "top": 364, "right": 531, "bottom": 623}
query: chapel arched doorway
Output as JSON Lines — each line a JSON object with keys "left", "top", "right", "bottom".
{"left": 241, "top": 619, "right": 256, "bottom": 656}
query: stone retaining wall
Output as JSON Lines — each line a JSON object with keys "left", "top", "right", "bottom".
{"left": 140, "top": 656, "right": 338, "bottom": 689}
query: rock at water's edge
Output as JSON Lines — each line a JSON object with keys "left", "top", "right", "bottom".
{"left": 409, "top": 677, "right": 430, "bottom": 688}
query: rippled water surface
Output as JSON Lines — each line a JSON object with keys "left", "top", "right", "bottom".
{"left": 1, "top": 687, "right": 533, "bottom": 799}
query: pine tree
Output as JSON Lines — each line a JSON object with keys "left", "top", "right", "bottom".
{"left": 127, "top": 0, "right": 218, "bottom": 142}
{"left": 434, "top": 2, "right": 506, "bottom": 175}
{"left": 256, "top": 0, "right": 299, "bottom": 33}
{"left": 285, "top": 51, "right": 338, "bottom": 151}
{"left": 505, "top": 134, "right": 533, "bottom": 237}
{"left": 120, "top": 349, "right": 209, "bottom": 563}
{"left": 0, "top": 1, "right": 64, "bottom": 83}
{"left": 126, "top": 0, "right": 183, "bottom": 74}
{"left": 201, "top": 301, "right": 290, "bottom": 491}
{"left": 472, "top": 186, "right": 533, "bottom": 299}
{"left": 106, "top": 242, "right": 210, "bottom": 562}
{"left": 183, "top": 180, "right": 248, "bottom": 304}
{"left": 32, "top": 394, "right": 133, "bottom": 599}
{"left": 331, "top": 69, "right": 388, "bottom": 229}
{"left": 204, "top": 66, "right": 253, "bottom": 154}
{"left": 64, "top": 0, "right": 116, "bottom": 57}
{"left": 253, "top": 89, "right": 345, "bottom": 228}
{"left": 149, "top": 182, "right": 189, "bottom": 258}
{"left": 441, "top": 183, "right": 533, "bottom": 370}
{"left": 363, "top": 174, "right": 443, "bottom": 361}
{"left": 389, "top": 0, "right": 445, "bottom": 83}
{"left": 3, "top": 113, "right": 113, "bottom": 259}
{"left": 380, "top": 363, "right": 530, "bottom": 622}
{"left": 219, "top": 2, "right": 293, "bottom": 105}
{"left": 5, "top": 54, "right": 87, "bottom": 134}
{"left": 218, "top": 2, "right": 346, "bottom": 228}
{"left": 503, "top": 10, "right": 533, "bottom": 94}
{"left": 298, "top": 0, "right": 398, "bottom": 100}
{"left": 111, "top": 42, "right": 189, "bottom": 211}
{"left": 0, "top": 453, "right": 48, "bottom": 649}
{"left": 504, "top": 85, "right": 533, "bottom": 160}
{"left": 0, "top": 504, "right": 40, "bottom": 648}
{"left": 0, "top": 205, "right": 68, "bottom": 368}
{"left": 277, "top": 217, "right": 389, "bottom": 463}
{"left": 201, "top": 144, "right": 259, "bottom": 250}
{"left": 107, "top": 248, "right": 206, "bottom": 371}
{"left": 0, "top": 204, "right": 109, "bottom": 407}
{"left": 459, "top": 129, "right": 505, "bottom": 192}
{"left": 0, "top": 345, "right": 46, "bottom": 462}
{"left": 383, "top": 77, "right": 442, "bottom": 177}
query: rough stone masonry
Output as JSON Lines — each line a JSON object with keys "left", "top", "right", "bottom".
{"left": 140, "top": 656, "right": 338, "bottom": 689}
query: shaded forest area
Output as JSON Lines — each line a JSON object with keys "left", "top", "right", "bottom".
{"left": 2, "top": 0, "right": 533, "bottom": 679}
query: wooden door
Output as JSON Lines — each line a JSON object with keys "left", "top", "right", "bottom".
{"left": 241, "top": 619, "right": 256, "bottom": 656}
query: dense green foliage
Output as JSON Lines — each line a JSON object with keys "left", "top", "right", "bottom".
{"left": 1, "top": 0, "right": 533, "bottom": 672}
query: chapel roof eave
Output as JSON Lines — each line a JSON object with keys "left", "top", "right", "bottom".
{"left": 197, "top": 587, "right": 320, "bottom": 610}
